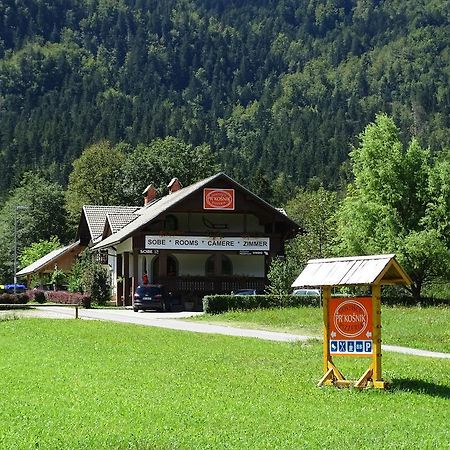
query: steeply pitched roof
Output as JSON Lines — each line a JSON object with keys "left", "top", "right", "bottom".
{"left": 92, "top": 172, "right": 299, "bottom": 250}
{"left": 82, "top": 205, "right": 140, "bottom": 241}
{"left": 16, "top": 241, "right": 82, "bottom": 276}
{"left": 291, "top": 254, "right": 412, "bottom": 287}
{"left": 105, "top": 212, "right": 140, "bottom": 234}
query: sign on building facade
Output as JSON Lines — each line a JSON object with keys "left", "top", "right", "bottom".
{"left": 203, "top": 188, "right": 235, "bottom": 210}
{"left": 145, "top": 235, "right": 270, "bottom": 252}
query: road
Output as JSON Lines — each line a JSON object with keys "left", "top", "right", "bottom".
{"left": 5, "top": 306, "right": 450, "bottom": 359}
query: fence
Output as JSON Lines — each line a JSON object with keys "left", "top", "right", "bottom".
{"left": 0, "top": 303, "right": 80, "bottom": 318}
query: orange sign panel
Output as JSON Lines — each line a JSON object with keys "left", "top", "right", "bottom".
{"left": 329, "top": 297, "right": 373, "bottom": 355}
{"left": 203, "top": 188, "right": 235, "bottom": 210}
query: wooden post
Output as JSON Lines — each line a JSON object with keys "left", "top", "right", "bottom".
{"left": 132, "top": 251, "right": 139, "bottom": 296}
{"left": 372, "top": 284, "right": 385, "bottom": 388}
{"left": 322, "top": 286, "right": 331, "bottom": 374}
{"left": 116, "top": 254, "right": 123, "bottom": 306}
{"left": 318, "top": 285, "right": 347, "bottom": 387}
{"left": 158, "top": 251, "right": 167, "bottom": 279}
{"left": 123, "top": 252, "right": 130, "bottom": 306}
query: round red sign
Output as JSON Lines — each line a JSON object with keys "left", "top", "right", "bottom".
{"left": 333, "top": 300, "right": 369, "bottom": 338}
{"left": 205, "top": 190, "right": 233, "bottom": 209}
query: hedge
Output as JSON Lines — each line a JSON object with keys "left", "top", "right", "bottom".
{"left": 0, "top": 292, "right": 30, "bottom": 307}
{"left": 45, "top": 291, "right": 91, "bottom": 308}
{"left": 202, "top": 294, "right": 449, "bottom": 314}
{"left": 382, "top": 296, "right": 450, "bottom": 307}
{"left": 26, "top": 289, "right": 46, "bottom": 303}
{"left": 202, "top": 294, "right": 320, "bottom": 314}
{"left": 24, "top": 290, "right": 91, "bottom": 308}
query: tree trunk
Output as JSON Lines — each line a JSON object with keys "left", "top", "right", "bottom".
{"left": 411, "top": 281, "right": 422, "bottom": 303}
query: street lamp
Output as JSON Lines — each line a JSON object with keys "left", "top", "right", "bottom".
{"left": 13, "top": 205, "right": 28, "bottom": 294}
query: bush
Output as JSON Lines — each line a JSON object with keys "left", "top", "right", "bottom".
{"left": 0, "top": 293, "right": 17, "bottom": 305}
{"left": 70, "top": 249, "right": 110, "bottom": 305}
{"left": 85, "top": 265, "right": 110, "bottom": 306}
{"left": 17, "top": 293, "right": 29, "bottom": 304}
{"left": 0, "top": 292, "right": 30, "bottom": 306}
{"left": 202, "top": 294, "right": 320, "bottom": 314}
{"left": 45, "top": 290, "right": 91, "bottom": 307}
{"left": 27, "top": 289, "right": 46, "bottom": 303}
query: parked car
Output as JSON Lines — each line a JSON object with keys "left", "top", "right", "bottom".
{"left": 231, "top": 289, "right": 265, "bottom": 295}
{"left": 292, "top": 288, "right": 321, "bottom": 297}
{"left": 133, "top": 284, "right": 171, "bottom": 312}
{"left": 4, "top": 283, "right": 27, "bottom": 293}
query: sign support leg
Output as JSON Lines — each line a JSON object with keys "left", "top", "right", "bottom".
{"left": 318, "top": 286, "right": 348, "bottom": 386}
{"left": 322, "top": 286, "right": 331, "bottom": 375}
{"left": 372, "top": 284, "right": 386, "bottom": 389}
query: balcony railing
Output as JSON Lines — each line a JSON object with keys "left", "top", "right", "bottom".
{"left": 156, "top": 276, "right": 266, "bottom": 297}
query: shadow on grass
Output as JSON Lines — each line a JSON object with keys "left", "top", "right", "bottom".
{"left": 391, "top": 378, "right": 450, "bottom": 399}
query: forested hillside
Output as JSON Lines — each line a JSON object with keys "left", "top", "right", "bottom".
{"left": 1, "top": 0, "right": 449, "bottom": 198}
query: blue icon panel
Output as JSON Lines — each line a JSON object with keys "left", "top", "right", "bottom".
{"left": 330, "top": 340, "right": 373, "bottom": 355}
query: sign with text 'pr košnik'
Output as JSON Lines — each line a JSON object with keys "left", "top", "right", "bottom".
{"left": 203, "top": 188, "right": 235, "bottom": 210}
{"left": 329, "top": 297, "right": 373, "bottom": 356}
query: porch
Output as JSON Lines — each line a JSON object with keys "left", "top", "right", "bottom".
{"left": 117, "top": 275, "right": 266, "bottom": 309}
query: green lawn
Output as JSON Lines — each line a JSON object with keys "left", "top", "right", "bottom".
{"left": 0, "top": 318, "right": 449, "bottom": 449}
{"left": 192, "top": 306, "right": 450, "bottom": 353}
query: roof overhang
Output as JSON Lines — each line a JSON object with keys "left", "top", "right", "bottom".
{"left": 16, "top": 241, "right": 84, "bottom": 276}
{"left": 92, "top": 172, "right": 301, "bottom": 251}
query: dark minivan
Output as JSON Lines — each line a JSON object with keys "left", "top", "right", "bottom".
{"left": 133, "top": 284, "right": 170, "bottom": 312}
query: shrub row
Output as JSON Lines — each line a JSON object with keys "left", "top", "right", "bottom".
{"left": 26, "top": 290, "right": 91, "bottom": 308}
{"left": 45, "top": 291, "right": 91, "bottom": 308}
{"left": 202, "top": 294, "right": 450, "bottom": 314}
{"left": 0, "top": 292, "right": 30, "bottom": 306}
{"left": 202, "top": 294, "right": 320, "bottom": 314}
{"left": 382, "top": 296, "right": 450, "bottom": 307}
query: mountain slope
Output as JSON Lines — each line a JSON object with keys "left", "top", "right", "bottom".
{"left": 0, "top": 0, "right": 448, "bottom": 196}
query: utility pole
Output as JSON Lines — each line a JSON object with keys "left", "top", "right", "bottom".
{"left": 13, "top": 205, "right": 28, "bottom": 294}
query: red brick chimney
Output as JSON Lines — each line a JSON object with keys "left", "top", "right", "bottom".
{"left": 168, "top": 177, "right": 182, "bottom": 194}
{"left": 142, "top": 184, "right": 157, "bottom": 205}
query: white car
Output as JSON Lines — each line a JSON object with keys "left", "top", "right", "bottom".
{"left": 292, "top": 288, "right": 321, "bottom": 297}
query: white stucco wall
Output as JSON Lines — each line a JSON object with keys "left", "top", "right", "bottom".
{"left": 176, "top": 253, "right": 264, "bottom": 277}
{"left": 176, "top": 254, "right": 209, "bottom": 276}
{"left": 116, "top": 238, "right": 132, "bottom": 253}
{"left": 107, "top": 250, "right": 117, "bottom": 296}
{"left": 229, "top": 255, "right": 265, "bottom": 277}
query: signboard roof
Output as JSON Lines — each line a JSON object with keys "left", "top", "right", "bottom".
{"left": 292, "top": 254, "right": 412, "bottom": 287}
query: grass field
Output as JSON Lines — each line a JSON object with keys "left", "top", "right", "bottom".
{"left": 0, "top": 317, "right": 449, "bottom": 449}
{"left": 192, "top": 306, "right": 450, "bottom": 353}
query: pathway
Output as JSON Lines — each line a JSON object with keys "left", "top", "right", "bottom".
{"left": 5, "top": 306, "right": 450, "bottom": 360}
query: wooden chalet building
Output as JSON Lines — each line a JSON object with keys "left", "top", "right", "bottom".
{"left": 77, "top": 172, "right": 299, "bottom": 307}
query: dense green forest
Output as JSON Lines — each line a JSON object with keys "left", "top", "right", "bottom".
{"left": 1, "top": 0, "right": 449, "bottom": 198}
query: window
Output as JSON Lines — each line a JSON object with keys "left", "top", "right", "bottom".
{"left": 205, "top": 254, "right": 233, "bottom": 276}
{"left": 164, "top": 214, "right": 178, "bottom": 231}
{"left": 152, "top": 255, "right": 178, "bottom": 279}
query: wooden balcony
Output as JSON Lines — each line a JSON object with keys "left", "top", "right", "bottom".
{"left": 157, "top": 276, "right": 266, "bottom": 298}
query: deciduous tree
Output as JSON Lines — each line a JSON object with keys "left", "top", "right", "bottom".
{"left": 122, "top": 137, "right": 219, "bottom": 203}
{"left": 0, "top": 173, "right": 67, "bottom": 282}
{"left": 65, "top": 140, "right": 128, "bottom": 228}
{"left": 336, "top": 114, "right": 450, "bottom": 300}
